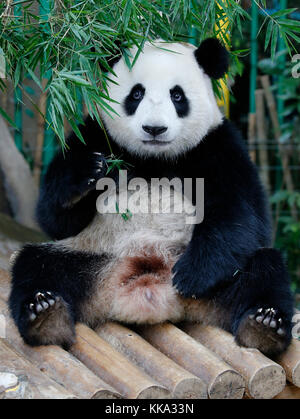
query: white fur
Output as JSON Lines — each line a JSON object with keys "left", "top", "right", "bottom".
{"left": 61, "top": 183, "right": 194, "bottom": 259}
{"left": 99, "top": 41, "right": 223, "bottom": 158}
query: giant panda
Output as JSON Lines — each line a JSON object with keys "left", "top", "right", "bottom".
{"left": 9, "top": 38, "right": 294, "bottom": 356}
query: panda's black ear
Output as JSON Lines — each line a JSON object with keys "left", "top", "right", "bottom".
{"left": 194, "top": 38, "right": 229, "bottom": 79}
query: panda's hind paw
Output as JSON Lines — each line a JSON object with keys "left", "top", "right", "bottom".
{"left": 249, "top": 307, "right": 286, "bottom": 336}
{"left": 22, "top": 291, "right": 75, "bottom": 349}
{"left": 235, "top": 306, "right": 291, "bottom": 357}
{"left": 27, "top": 291, "right": 59, "bottom": 322}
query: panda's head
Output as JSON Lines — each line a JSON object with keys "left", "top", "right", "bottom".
{"left": 100, "top": 38, "right": 229, "bottom": 158}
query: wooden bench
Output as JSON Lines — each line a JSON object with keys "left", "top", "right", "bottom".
{"left": 0, "top": 266, "right": 299, "bottom": 399}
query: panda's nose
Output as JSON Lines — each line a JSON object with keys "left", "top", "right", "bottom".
{"left": 142, "top": 125, "right": 168, "bottom": 137}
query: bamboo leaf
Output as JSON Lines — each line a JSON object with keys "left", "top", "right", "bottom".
{"left": 0, "top": 107, "right": 19, "bottom": 130}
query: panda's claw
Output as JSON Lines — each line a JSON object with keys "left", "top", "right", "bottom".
{"left": 27, "top": 291, "right": 57, "bottom": 321}
{"left": 87, "top": 178, "right": 96, "bottom": 186}
{"left": 277, "top": 328, "right": 286, "bottom": 336}
{"left": 251, "top": 307, "right": 287, "bottom": 336}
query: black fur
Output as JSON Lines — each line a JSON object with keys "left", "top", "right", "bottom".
{"left": 228, "top": 248, "right": 294, "bottom": 356}
{"left": 36, "top": 123, "right": 108, "bottom": 240}
{"left": 9, "top": 243, "right": 111, "bottom": 347}
{"left": 170, "top": 85, "right": 190, "bottom": 118}
{"left": 124, "top": 83, "right": 145, "bottom": 116}
{"left": 10, "top": 115, "right": 294, "bottom": 354}
{"left": 194, "top": 38, "right": 229, "bottom": 79}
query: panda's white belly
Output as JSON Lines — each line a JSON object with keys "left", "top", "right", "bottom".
{"left": 61, "top": 185, "right": 196, "bottom": 325}
{"left": 63, "top": 184, "right": 194, "bottom": 257}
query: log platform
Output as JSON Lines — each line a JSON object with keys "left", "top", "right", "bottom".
{"left": 0, "top": 217, "right": 299, "bottom": 400}
{"left": 1, "top": 267, "right": 299, "bottom": 399}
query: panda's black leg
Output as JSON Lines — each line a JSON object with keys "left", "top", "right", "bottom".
{"left": 224, "top": 248, "right": 294, "bottom": 357}
{"left": 9, "top": 243, "right": 111, "bottom": 349}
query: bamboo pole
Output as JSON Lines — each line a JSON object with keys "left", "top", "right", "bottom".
{"left": 13, "top": 0, "right": 22, "bottom": 153}
{"left": 247, "top": 0, "right": 258, "bottom": 163}
{"left": 33, "top": 79, "right": 48, "bottom": 186}
{"left": 247, "top": 113, "right": 256, "bottom": 163}
{"left": 255, "top": 89, "right": 270, "bottom": 193}
{"left": 182, "top": 323, "right": 286, "bottom": 399}
{"left": 139, "top": 323, "right": 245, "bottom": 399}
{"left": 71, "top": 324, "right": 170, "bottom": 399}
{"left": 96, "top": 322, "right": 207, "bottom": 399}
{"left": 40, "top": 0, "right": 56, "bottom": 177}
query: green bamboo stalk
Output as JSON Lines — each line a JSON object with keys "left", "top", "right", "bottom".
{"left": 40, "top": 0, "right": 57, "bottom": 175}
{"left": 188, "top": 0, "right": 198, "bottom": 46}
{"left": 189, "top": 26, "right": 198, "bottom": 46}
{"left": 249, "top": 1, "right": 258, "bottom": 115}
{"left": 277, "top": 0, "right": 287, "bottom": 126}
{"left": 14, "top": 1, "right": 22, "bottom": 152}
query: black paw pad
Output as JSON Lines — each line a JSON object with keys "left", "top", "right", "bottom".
{"left": 249, "top": 307, "right": 286, "bottom": 336}
{"left": 28, "top": 291, "right": 59, "bottom": 322}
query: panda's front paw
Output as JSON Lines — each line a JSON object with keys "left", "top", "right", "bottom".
{"left": 80, "top": 152, "right": 107, "bottom": 192}
{"left": 63, "top": 152, "right": 108, "bottom": 208}
{"left": 172, "top": 257, "right": 206, "bottom": 298}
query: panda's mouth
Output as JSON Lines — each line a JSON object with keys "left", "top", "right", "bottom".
{"left": 142, "top": 140, "right": 172, "bottom": 146}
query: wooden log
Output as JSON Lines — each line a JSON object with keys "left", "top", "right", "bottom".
{"left": 0, "top": 267, "right": 11, "bottom": 301}
{"left": 274, "top": 382, "right": 300, "bottom": 399}
{"left": 96, "top": 322, "right": 207, "bottom": 399}
{"left": 0, "top": 340, "right": 75, "bottom": 399}
{"left": 139, "top": 323, "right": 245, "bottom": 399}
{"left": 71, "top": 324, "right": 170, "bottom": 399}
{"left": 277, "top": 339, "right": 300, "bottom": 388}
{"left": 182, "top": 323, "right": 286, "bottom": 399}
{"left": 0, "top": 298, "right": 121, "bottom": 399}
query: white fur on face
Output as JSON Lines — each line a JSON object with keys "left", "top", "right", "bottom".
{"left": 99, "top": 41, "right": 223, "bottom": 158}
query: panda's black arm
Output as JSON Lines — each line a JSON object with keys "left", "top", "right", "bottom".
{"left": 172, "top": 120, "right": 272, "bottom": 298}
{"left": 36, "top": 118, "right": 110, "bottom": 240}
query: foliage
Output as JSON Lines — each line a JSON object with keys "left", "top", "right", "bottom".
{"left": 258, "top": 51, "right": 300, "bottom": 292}
{"left": 0, "top": 0, "right": 300, "bottom": 147}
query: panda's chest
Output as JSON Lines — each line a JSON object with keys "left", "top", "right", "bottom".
{"left": 72, "top": 182, "right": 194, "bottom": 256}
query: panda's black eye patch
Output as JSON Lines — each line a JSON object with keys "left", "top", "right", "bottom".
{"left": 170, "top": 85, "right": 189, "bottom": 118}
{"left": 124, "top": 84, "right": 145, "bottom": 116}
